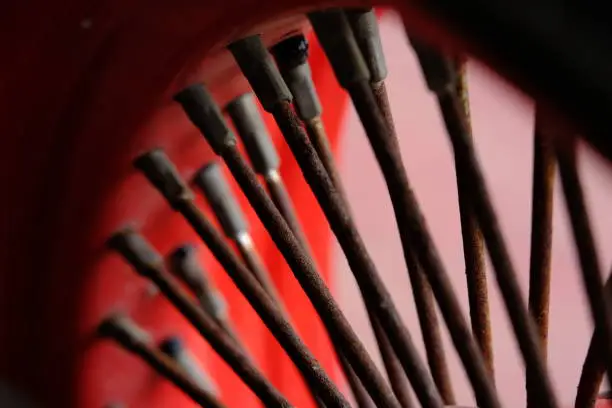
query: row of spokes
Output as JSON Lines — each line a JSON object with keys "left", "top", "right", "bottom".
{"left": 98, "top": 8, "right": 611, "bottom": 408}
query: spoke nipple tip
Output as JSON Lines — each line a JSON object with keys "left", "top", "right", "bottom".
{"left": 308, "top": 10, "right": 370, "bottom": 88}
{"left": 345, "top": 8, "right": 388, "bottom": 84}
{"left": 270, "top": 34, "right": 309, "bottom": 72}
{"left": 133, "top": 149, "right": 194, "bottom": 209}
{"left": 168, "top": 244, "right": 207, "bottom": 291}
{"left": 174, "top": 83, "right": 235, "bottom": 155}
{"left": 193, "top": 162, "right": 248, "bottom": 238}
{"left": 159, "top": 335, "right": 183, "bottom": 357}
{"left": 107, "top": 228, "right": 163, "bottom": 277}
{"left": 270, "top": 35, "right": 322, "bottom": 120}
{"left": 226, "top": 93, "right": 280, "bottom": 174}
{"left": 228, "top": 35, "right": 292, "bottom": 112}
{"left": 98, "top": 313, "right": 151, "bottom": 345}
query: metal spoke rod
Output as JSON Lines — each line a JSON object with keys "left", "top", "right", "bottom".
{"left": 175, "top": 79, "right": 399, "bottom": 408}
{"left": 194, "top": 162, "right": 282, "bottom": 302}
{"left": 271, "top": 33, "right": 411, "bottom": 408}
{"left": 133, "top": 149, "right": 349, "bottom": 408}
{"left": 576, "top": 275, "right": 612, "bottom": 408}
{"left": 310, "top": 9, "right": 496, "bottom": 408}
{"left": 98, "top": 313, "right": 226, "bottom": 408}
{"left": 270, "top": 34, "right": 351, "bottom": 210}
{"left": 159, "top": 335, "right": 220, "bottom": 398}
{"left": 556, "top": 137, "right": 612, "bottom": 394}
{"left": 192, "top": 162, "right": 327, "bottom": 408}
{"left": 347, "top": 8, "right": 455, "bottom": 403}
{"left": 229, "top": 32, "right": 437, "bottom": 408}
{"left": 226, "top": 93, "right": 313, "bottom": 255}
{"left": 107, "top": 227, "right": 292, "bottom": 407}
{"left": 449, "top": 57, "right": 494, "bottom": 379}
{"left": 227, "top": 92, "right": 375, "bottom": 408}
{"left": 229, "top": 29, "right": 436, "bottom": 408}
{"left": 169, "top": 244, "right": 242, "bottom": 346}
{"left": 228, "top": 91, "right": 375, "bottom": 408}
{"left": 409, "top": 38, "right": 557, "bottom": 408}
{"left": 526, "top": 108, "right": 556, "bottom": 408}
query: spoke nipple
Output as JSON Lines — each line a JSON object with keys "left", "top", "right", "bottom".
{"left": 107, "top": 227, "right": 163, "bottom": 278}
{"left": 228, "top": 35, "right": 292, "bottom": 113}
{"left": 226, "top": 93, "right": 280, "bottom": 174}
{"left": 193, "top": 162, "right": 248, "bottom": 239}
{"left": 174, "top": 83, "right": 236, "bottom": 155}
{"left": 133, "top": 148, "right": 194, "bottom": 210}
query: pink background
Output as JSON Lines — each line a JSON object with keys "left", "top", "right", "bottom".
{"left": 333, "top": 12, "right": 612, "bottom": 407}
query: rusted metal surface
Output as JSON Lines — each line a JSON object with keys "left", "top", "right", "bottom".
{"left": 221, "top": 144, "right": 400, "bottom": 408}
{"left": 338, "top": 354, "right": 376, "bottom": 408}
{"left": 309, "top": 14, "right": 456, "bottom": 408}
{"left": 159, "top": 336, "right": 220, "bottom": 397}
{"left": 193, "top": 163, "right": 284, "bottom": 305}
{"left": 263, "top": 171, "right": 313, "bottom": 254}
{"left": 370, "top": 312, "right": 414, "bottom": 408}
{"left": 133, "top": 149, "right": 349, "bottom": 408}
{"left": 575, "top": 274, "right": 612, "bottom": 408}
{"left": 304, "top": 117, "right": 352, "bottom": 210}
{"left": 227, "top": 36, "right": 408, "bottom": 408}
{"left": 98, "top": 314, "right": 227, "bottom": 408}
{"left": 225, "top": 91, "right": 314, "bottom": 256}
{"left": 436, "top": 88, "right": 557, "bottom": 408}
{"left": 169, "top": 245, "right": 242, "bottom": 346}
{"left": 407, "top": 37, "right": 553, "bottom": 408}
{"left": 311, "top": 18, "right": 496, "bottom": 406}
{"left": 451, "top": 59, "right": 494, "bottom": 380}
{"left": 273, "top": 32, "right": 414, "bottom": 406}
{"left": 556, "top": 138, "right": 612, "bottom": 399}
{"left": 271, "top": 99, "right": 442, "bottom": 408}
{"left": 526, "top": 109, "right": 556, "bottom": 408}
{"left": 223, "top": 63, "right": 382, "bottom": 405}
{"left": 372, "top": 78, "right": 455, "bottom": 405}
{"left": 175, "top": 79, "right": 395, "bottom": 406}
{"left": 351, "top": 10, "right": 451, "bottom": 401}
{"left": 107, "top": 227, "right": 292, "bottom": 407}
{"left": 349, "top": 78, "right": 498, "bottom": 408}
{"left": 307, "top": 109, "right": 413, "bottom": 408}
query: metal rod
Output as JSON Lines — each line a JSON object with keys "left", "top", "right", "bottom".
{"left": 159, "top": 335, "right": 220, "bottom": 397}
{"left": 575, "top": 275, "right": 612, "bottom": 408}
{"left": 193, "top": 162, "right": 282, "bottom": 300}
{"left": 337, "top": 353, "right": 376, "bottom": 408}
{"left": 169, "top": 244, "right": 242, "bottom": 345}
{"left": 192, "top": 118, "right": 353, "bottom": 408}
{"left": 314, "top": 12, "right": 502, "bottom": 407}
{"left": 134, "top": 149, "right": 349, "bottom": 408}
{"left": 526, "top": 109, "right": 556, "bottom": 408}
{"left": 98, "top": 314, "right": 226, "bottom": 408}
{"left": 450, "top": 58, "right": 495, "bottom": 378}
{"left": 272, "top": 33, "right": 412, "bottom": 407}
{"left": 439, "top": 90, "right": 558, "bottom": 407}
{"left": 229, "top": 33, "right": 439, "bottom": 408}
{"left": 556, "top": 137, "right": 612, "bottom": 393}
{"left": 369, "top": 309, "right": 414, "bottom": 408}
{"left": 352, "top": 75, "right": 499, "bottom": 408}
{"left": 175, "top": 80, "right": 400, "bottom": 408}
{"left": 107, "top": 228, "right": 291, "bottom": 407}
{"left": 270, "top": 35, "right": 352, "bottom": 210}
{"left": 345, "top": 9, "right": 455, "bottom": 403}
{"left": 192, "top": 163, "right": 326, "bottom": 408}
{"left": 408, "top": 39, "right": 557, "bottom": 407}
{"left": 225, "top": 93, "right": 313, "bottom": 254}
{"left": 226, "top": 86, "right": 393, "bottom": 407}
{"left": 310, "top": 10, "right": 497, "bottom": 408}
